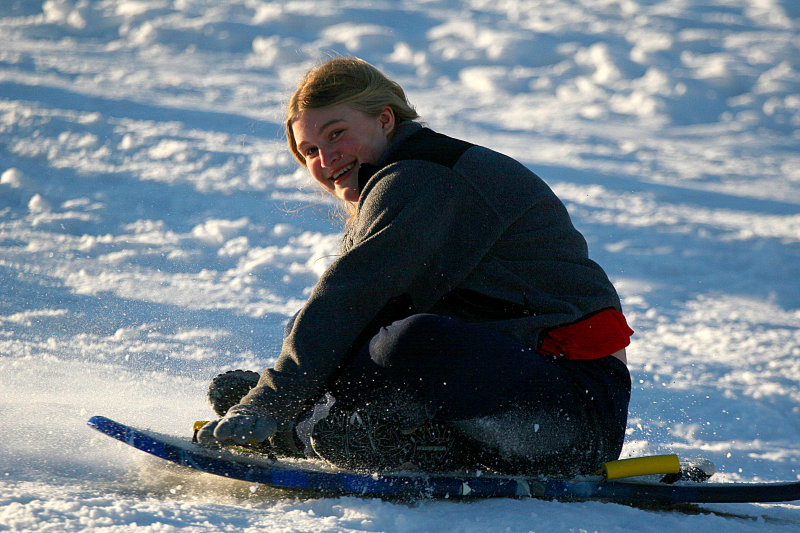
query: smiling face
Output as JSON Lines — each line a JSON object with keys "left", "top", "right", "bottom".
{"left": 291, "top": 103, "right": 395, "bottom": 203}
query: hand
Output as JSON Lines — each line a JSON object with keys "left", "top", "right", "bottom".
{"left": 196, "top": 404, "right": 277, "bottom": 445}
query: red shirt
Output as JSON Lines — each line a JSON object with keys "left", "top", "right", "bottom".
{"left": 539, "top": 309, "right": 633, "bottom": 360}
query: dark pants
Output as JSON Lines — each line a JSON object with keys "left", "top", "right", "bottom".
{"left": 325, "top": 313, "right": 631, "bottom": 476}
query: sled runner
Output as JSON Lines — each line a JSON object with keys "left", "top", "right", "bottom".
{"left": 88, "top": 415, "right": 800, "bottom": 503}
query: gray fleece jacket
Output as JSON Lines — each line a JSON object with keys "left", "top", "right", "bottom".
{"left": 240, "top": 122, "right": 622, "bottom": 428}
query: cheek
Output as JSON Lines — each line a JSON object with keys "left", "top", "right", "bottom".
{"left": 309, "top": 163, "right": 333, "bottom": 192}
{"left": 361, "top": 135, "right": 388, "bottom": 164}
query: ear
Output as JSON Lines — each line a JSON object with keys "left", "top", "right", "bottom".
{"left": 378, "top": 105, "right": 395, "bottom": 134}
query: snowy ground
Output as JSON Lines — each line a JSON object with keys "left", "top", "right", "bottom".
{"left": 1, "top": 0, "right": 799, "bottom": 531}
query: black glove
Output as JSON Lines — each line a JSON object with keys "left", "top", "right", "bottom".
{"left": 196, "top": 404, "right": 277, "bottom": 445}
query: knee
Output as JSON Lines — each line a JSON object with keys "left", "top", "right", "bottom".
{"left": 368, "top": 313, "right": 448, "bottom": 368}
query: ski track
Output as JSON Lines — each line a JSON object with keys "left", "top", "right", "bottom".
{"left": 1, "top": 0, "right": 799, "bottom": 531}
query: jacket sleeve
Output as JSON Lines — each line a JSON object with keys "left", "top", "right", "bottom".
{"left": 238, "top": 160, "right": 515, "bottom": 427}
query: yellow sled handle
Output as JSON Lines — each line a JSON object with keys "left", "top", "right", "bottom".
{"left": 599, "top": 454, "right": 681, "bottom": 480}
{"left": 193, "top": 420, "right": 208, "bottom": 443}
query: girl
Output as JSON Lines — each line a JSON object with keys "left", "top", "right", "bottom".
{"left": 198, "top": 57, "right": 632, "bottom": 476}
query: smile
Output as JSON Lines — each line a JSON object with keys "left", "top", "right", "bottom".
{"left": 330, "top": 163, "right": 355, "bottom": 182}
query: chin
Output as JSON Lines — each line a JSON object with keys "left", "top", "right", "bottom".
{"left": 338, "top": 187, "right": 360, "bottom": 203}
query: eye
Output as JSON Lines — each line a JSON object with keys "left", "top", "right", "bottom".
{"left": 329, "top": 129, "right": 343, "bottom": 141}
{"left": 304, "top": 146, "right": 318, "bottom": 158}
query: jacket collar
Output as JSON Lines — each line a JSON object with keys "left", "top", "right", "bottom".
{"left": 357, "top": 121, "right": 423, "bottom": 191}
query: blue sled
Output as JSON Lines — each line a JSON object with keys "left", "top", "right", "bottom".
{"left": 88, "top": 415, "right": 800, "bottom": 503}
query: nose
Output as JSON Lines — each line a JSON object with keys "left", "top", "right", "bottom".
{"left": 319, "top": 148, "right": 340, "bottom": 167}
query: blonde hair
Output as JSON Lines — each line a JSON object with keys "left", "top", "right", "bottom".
{"left": 286, "top": 57, "right": 419, "bottom": 165}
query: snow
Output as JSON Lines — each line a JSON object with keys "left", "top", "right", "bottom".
{"left": 1, "top": 0, "right": 799, "bottom": 530}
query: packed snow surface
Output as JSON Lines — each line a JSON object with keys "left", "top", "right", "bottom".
{"left": 2, "top": 0, "right": 799, "bottom": 531}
